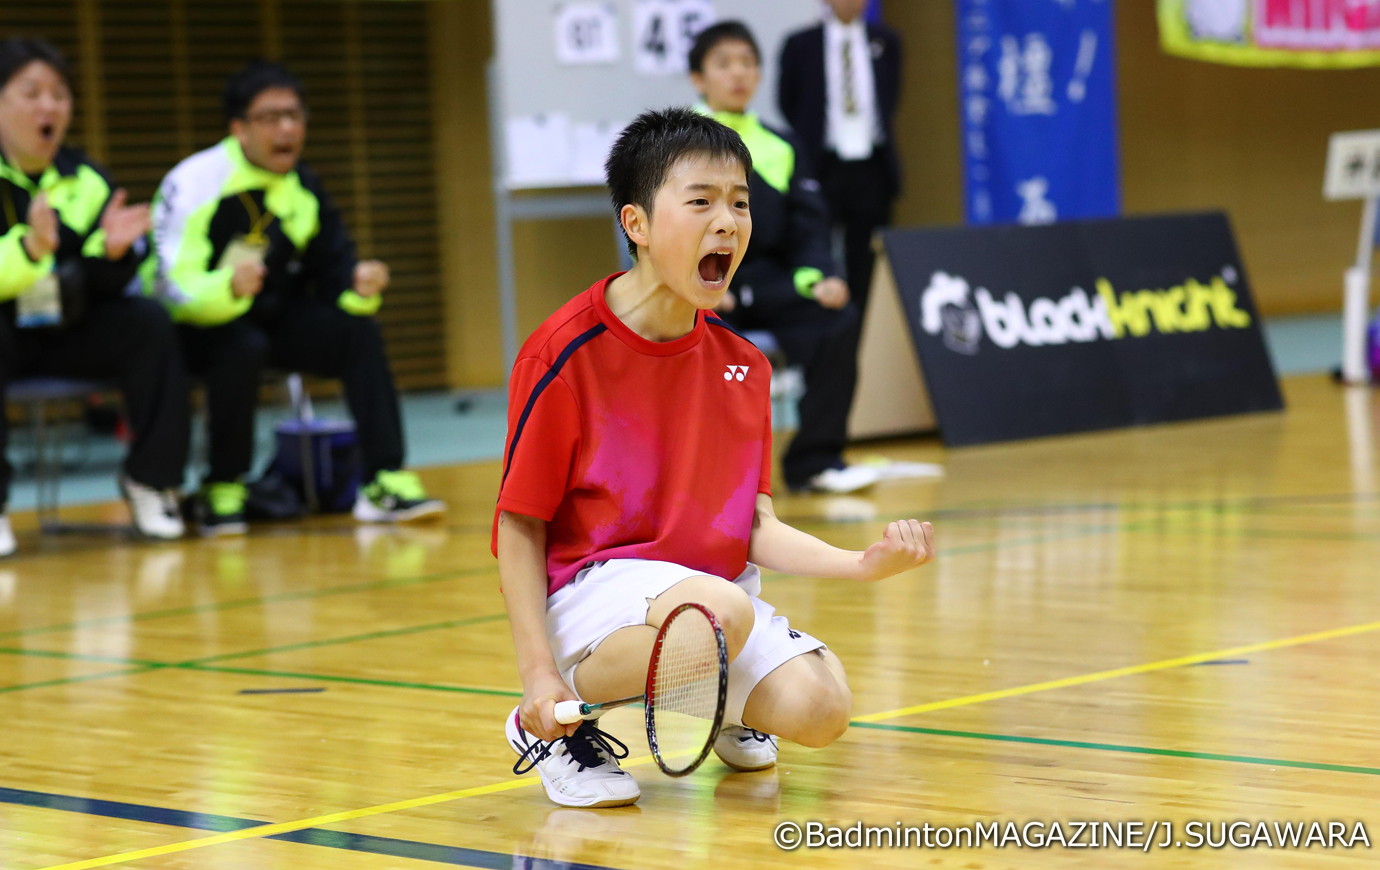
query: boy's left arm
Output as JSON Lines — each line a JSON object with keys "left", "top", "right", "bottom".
{"left": 747, "top": 493, "right": 934, "bottom": 581}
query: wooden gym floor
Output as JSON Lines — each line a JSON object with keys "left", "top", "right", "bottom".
{"left": 0, "top": 374, "right": 1376, "bottom": 869}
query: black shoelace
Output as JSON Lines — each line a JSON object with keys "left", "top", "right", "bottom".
{"left": 512, "top": 720, "right": 630, "bottom": 775}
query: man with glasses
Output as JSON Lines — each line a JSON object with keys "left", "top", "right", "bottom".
{"left": 144, "top": 60, "right": 442, "bottom": 535}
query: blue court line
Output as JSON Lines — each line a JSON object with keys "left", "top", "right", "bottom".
{"left": 0, "top": 786, "right": 616, "bottom": 870}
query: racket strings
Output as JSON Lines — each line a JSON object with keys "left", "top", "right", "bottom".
{"left": 652, "top": 616, "right": 721, "bottom": 721}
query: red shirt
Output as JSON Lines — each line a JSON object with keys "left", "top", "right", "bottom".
{"left": 493, "top": 274, "right": 774, "bottom": 595}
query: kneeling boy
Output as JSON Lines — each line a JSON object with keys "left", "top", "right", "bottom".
{"left": 493, "top": 108, "right": 935, "bottom": 807}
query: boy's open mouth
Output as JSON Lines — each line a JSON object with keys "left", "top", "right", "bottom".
{"left": 698, "top": 252, "right": 731, "bottom": 285}
{"left": 39, "top": 123, "right": 55, "bottom": 142}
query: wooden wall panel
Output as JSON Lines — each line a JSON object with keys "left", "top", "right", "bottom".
{"left": 0, "top": 2, "right": 86, "bottom": 150}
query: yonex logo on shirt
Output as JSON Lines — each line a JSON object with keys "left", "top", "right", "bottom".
{"left": 724, "top": 365, "right": 751, "bottom": 381}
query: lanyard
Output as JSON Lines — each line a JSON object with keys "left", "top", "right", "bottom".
{"left": 237, "top": 190, "right": 276, "bottom": 242}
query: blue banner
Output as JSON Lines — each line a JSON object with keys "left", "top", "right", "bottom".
{"left": 957, "top": 0, "right": 1120, "bottom": 225}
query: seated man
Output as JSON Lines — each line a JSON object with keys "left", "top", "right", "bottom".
{"left": 0, "top": 37, "right": 189, "bottom": 554}
{"left": 689, "top": 22, "right": 879, "bottom": 494}
{"left": 144, "top": 60, "right": 443, "bottom": 535}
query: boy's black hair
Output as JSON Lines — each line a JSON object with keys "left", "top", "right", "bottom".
{"left": 605, "top": 107, "right": 752, "bottom": 257}
{"left": 688, "top": 21, "right": 760, "bottom": 73}
{"left": 0, "top": 38, "right": 72, "bottom": 92}
{"left": 223, "top": 59, "right": 305, "bottom": 123}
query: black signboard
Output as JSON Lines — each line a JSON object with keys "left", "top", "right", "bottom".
{"left": 883, "top": 212, "right": 1284, "bottom": 446}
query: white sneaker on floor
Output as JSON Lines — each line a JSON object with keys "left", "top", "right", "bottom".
{"left": 353, "top": 470, "right": 445, "bottom": 523}
{"left": 713, "top": 724, "right": 779, "bottom": 771}
{"left": 119, "top": 475, "right": 185, "bottom": 540}
{"left": 801, "top": 465, "right": 882, "bottom": 495}
{"left": 0, "top": 515, "right": 15, "bottom": 557}
{"left": 505, "top": 707, "right": 640, "bottom": 808}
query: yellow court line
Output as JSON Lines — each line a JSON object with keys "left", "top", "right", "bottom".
{"left": 47, "top": 620, "right": 1380, "bottom": 869}
{"left": 39, "top": 753, "right": 668, "bottom": 870}
{"left": 37, "top": 778, "right": 536, "bottom": 870}
{"left": 853, "top": 617, "right": 1380, "bottom": 723}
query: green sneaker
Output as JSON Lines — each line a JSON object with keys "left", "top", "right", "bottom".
{"left": 353, "top": 470, "right": 445, "bottom": 523}
{"left": 195, "top": 481, "right": 248, "bottom": 537}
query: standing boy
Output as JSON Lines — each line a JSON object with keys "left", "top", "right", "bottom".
{"left": 495, "top": 108, "right": 934, "bottom": 808}
{"left": 691, "top": 21, "right": 877, "bottom": 495}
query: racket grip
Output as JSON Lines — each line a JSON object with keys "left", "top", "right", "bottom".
{"left": 553, "top": 700, "right": 586, "bottom": 725}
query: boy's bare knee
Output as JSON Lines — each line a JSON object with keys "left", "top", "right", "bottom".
{"left": 695, "top": 582, "right": 754, "bottom": 655}
{"left": 791, "top": 682, "right": 852, "bottom": 748}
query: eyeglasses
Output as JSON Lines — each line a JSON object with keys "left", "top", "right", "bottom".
{"left": 245, "top": 107, "right": 309, "bottom": 126}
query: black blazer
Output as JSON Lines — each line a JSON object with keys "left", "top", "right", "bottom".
{"left": 776, "top": 21, "right": 902, "bottom": 196}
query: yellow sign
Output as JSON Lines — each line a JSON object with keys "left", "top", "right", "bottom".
{"left": 1159, "top": 0, "right": 1380, "bottom": 68}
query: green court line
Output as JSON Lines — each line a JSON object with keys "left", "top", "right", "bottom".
{"left": 7, "top": 508, "right": 1365, "bottom": 698}
{"left": 0, "top": 614, "right": 518, "bottom": 697}
{"left": 1149, "top": 525, "right": 1380, "bottom": 544}
{"left": 0, "top": 644, "right": 521, "bottom": 698}
{"left": 793, "top": 509, "right": 1380, "bottom": 545}
{"left": 851, "top": 721, "right": 1380, "bottom": 777}
{"left": 785, "top": 491, "right": 1379, "bottom": 528}
{"left": 179, "top": 613, "right": 510, "bottom": 665}
{"left": 0, "top": 642, "right": 522, "bottom": 697}
{"left": 0, "top": 524, "right": 1129, "bottom": 696}
{"left": 778, "top": 520, "right": 1133, "bottom": 557}
{"left": 0, "top": 566, "right": 494, "bottom": 642}
{"left": 0, "top": 647, "right": 165, "bottom": 666}
{"left": 178, "top": 664, "right": 522, "bottom": 698}
{"left": 0, "top": 666, "right": 161, "bottom": 695}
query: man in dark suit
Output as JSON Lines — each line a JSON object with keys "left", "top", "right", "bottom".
{"left": 778, "top": 0, "right": 901, "bottom": 317}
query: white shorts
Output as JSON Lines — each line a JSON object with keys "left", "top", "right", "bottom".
{"left": 546, "top": 559, "right": 826, "bottom": 727}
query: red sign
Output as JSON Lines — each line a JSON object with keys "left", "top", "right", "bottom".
{"left": 1258, "top": 0, "right": 1380, "bottom": 49}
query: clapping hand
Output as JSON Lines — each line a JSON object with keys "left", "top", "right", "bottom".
{"left": 22, "top": 194, "right": 59, "bottom": 261}
{"left": 100, "top": 189, "right": 151, "bottom": 260}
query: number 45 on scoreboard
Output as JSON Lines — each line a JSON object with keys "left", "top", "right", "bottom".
{"left": 554, "top": 1, "right": 715, "bottom": 73}
{"left": 634, "top": 0, "right": 716, "bottom": 76}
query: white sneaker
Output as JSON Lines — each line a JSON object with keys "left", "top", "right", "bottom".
{"left": 505, "top": 707, "right": 640, "bottom": 807}
{"left": 801, "top": 465, "right": 882, "bottom": 495}
{"left": 119, "top": 475, "right": 185, "bottom": 540}
{"left": 352, "top": 470, "right": 445, "bottom": 523}
{"left": 713, "top": 724, "right": 779, "bottom": 771}
{"left": 0, "top": 515, "right": 15, "bottom": 557}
